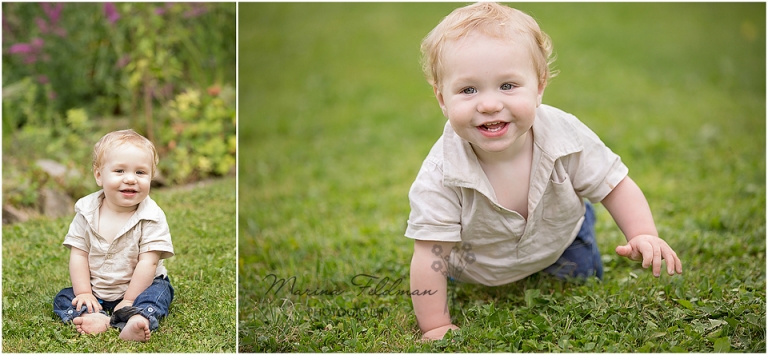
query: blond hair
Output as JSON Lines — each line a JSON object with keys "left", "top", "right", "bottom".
{"left": 421, "top": 2, "right": 557, "bottom": 89}
{"left": 92, "top": 129, "right": 159, "bottom": 178}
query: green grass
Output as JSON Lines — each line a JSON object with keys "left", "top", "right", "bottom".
{"left": 3, "top": 177, "right": 236, "bottom": 352}
{"left": 238, "top": 3, "right": 766, "bottom": 352}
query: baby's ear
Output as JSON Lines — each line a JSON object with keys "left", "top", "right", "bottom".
{"left": 537, "top": 80, "right": 547, "bottom": 107}
{"left": 93, "top": 169, "right": 103, "bottom": 187}
{"left": 433, "top": 86, "right": 448, "bottom": 117}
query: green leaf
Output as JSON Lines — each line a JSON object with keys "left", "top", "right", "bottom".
{"left": 708, "top": 319, "right": 727, "bottom": 328}
{"left": 524, "top": 289, "right": 541, "bottom": 308}
{"left": 638, "top": 343, "right": 654, "bottom": 352}
{"left": 487, "top": 310, "right": 502, "bottom": 325}
{"left": 675, "top": 299, "right": 695, "bottom": 310}
{"left": 713, "top": 337, "right": 730, "bottom": 352}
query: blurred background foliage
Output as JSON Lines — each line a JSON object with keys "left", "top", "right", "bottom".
{"left": 2, "top": 2, "right": 236, "bottom": 215}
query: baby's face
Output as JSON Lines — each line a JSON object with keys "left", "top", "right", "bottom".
{"left": 94, "top": 143, "right": 153, "bottom": 213}
{"left": 434, "top": 32, "right": 544, "bottom": 159}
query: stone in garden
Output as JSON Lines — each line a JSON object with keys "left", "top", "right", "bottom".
{"left": 39, "top": 188, "right": 74, "bottom": 219}
{"left": 35, "top": 159, "right": 68, "bottom": 178}
{"left": 36, "top": 159, "right": 81, "bottom": 180}
{"left": 2, "top": 204, "right": 32, "bottom": 224}
{"left": 151, "top": 171, "right": 167, "bottom": 188}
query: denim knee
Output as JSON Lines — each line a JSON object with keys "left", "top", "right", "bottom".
{"left": 544, "top": 202, "right": 603, "bottom": 280}
{"left": 127, "top": 276, "right": 174, "bottom": 331}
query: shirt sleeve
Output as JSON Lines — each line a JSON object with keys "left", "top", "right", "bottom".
{"left": 564, "top": 115, "right": 629, "bottom": 203}
{"left": 63, "top": 214, "right": 89, "bottom": 252}
{"left": 405, "top": 158, "right": 463, "bottom": 242}
{"left": 139, "top": 210, "right": 175, "bottom": 260}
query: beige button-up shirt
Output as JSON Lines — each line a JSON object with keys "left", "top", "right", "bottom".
{"left": 63, "top": 191, "right": 174, "bottom": 301}
{"left": 405, "top": 104, "right": 628, "bottom": 286}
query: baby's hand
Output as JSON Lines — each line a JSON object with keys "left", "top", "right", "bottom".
{"left": 72, "top": 293, "right": 102, "bottom": 314}
{"left": 615, "top": 234, "right": 683, "bottom": 277}
{"left": 421, "top": 324, "right": 459, "bottom": 341}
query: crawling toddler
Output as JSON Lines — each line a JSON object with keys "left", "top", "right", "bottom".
{"left": 405, "top": 2, "right": 683, "bottom": 340}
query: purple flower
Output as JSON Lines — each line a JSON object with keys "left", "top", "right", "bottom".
{"left": 35, "top": 17, "right": 49, "bottom": 34}
{"left": 35, "top": 5, "right": 67, "bottom": 37}
{"left": 53, "top": 27, "right": 67, "bottom": 38}
{"left": 184, "top": 3, "right": 208, "bottom": 18}
{"left": 41, "top": 3, "right": 63, "bottom": 25}
{"left": 37, "top": 75, "right": 49, "bottom": 84}
{"left": 156, "top": 2, "right": 174, "bottom": 15}
{"left": 9, "top": 43, "right": 34, "bottom": 54}
{"left": 103, "top": 3, "right": 120, "bottom": 24}
{"left": 8, "top": 37, "right": 45, "bottom": 64}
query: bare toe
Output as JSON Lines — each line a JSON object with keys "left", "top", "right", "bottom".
{"left": 72, "top": 317, "right": 85, "bottom": 334}
{"left": 119, "top": 315, "right": 151, "bottom": 342}
{"left": 73, "top": 313, "right": 110, "bottom": 334}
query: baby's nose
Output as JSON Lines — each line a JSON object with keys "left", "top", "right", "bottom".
{"left": 477, "top": 95, "right": 503, "bottom": 113}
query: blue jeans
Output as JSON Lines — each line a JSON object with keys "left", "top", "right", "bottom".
{"left": 53, "top": 275, "right": 174, "bottom": 331}
{"left": 543, "top": 202, "right": 604, "bottom": 280}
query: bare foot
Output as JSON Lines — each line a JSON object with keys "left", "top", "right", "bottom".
{"left": 119, "top": 314, "right": 151, "bottom": 342}
{"left": 73, "top": 313, "right": 110, "bottom": 335}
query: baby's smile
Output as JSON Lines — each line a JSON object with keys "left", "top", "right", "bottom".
{"left": 479, "top": 121, "right": 507, "bottom": 132}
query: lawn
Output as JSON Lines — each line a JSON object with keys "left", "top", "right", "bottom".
{"left": 2, "top": 177, "right": 237, "bottom": 352}
{"left": 238, "top": 3, "right": 765, "bottom": 352}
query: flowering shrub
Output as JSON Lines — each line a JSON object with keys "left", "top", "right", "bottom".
{"left": 158, "top": 85, "right": 236, "bottom": 184}
{"left": 2, "top": 2, "right": 236, "bottom": 213}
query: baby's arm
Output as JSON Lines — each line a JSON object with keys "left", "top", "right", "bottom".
{"left": 601, "top": 176, "right": 683, "bottom": 276}
{"left": 410, "top": 240, "right": 459, "bottom": 340}
{"left": 115, "top": 251, "right": 161, "bottom": 311}
{"left": 69, "top": 247, "right": 102, "bottom": 313}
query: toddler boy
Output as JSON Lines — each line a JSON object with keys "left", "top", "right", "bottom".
{"left": 406, "top": 2, "right": 683, "bottom": 340}
{"left": 53, "top": 129, "right": 174, "bottom": 342}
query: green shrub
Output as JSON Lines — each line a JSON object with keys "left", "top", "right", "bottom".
{"left": 2, "top": 3, "right": 236, "bottom": 212}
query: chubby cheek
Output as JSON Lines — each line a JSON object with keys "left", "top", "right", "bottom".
{"left": 510, "top": 98, "right": 537, "bottom": 122}
{"left": 444, "top": 101, "right": 473, "bottom": 121}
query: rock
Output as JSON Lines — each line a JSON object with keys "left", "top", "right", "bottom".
{"left": 39, "top": 188, "right": 74, "bottom": 219}
{"left": 151, "top": 171, "right": 167, "bottom": 188}
{"left": 2, "top": 204, "right": 32, "bottom": 224}
{"left": 35, "top": 159, "right": 81, "bottom": 181}
{"left": 35, "top": 159, "right": 68, "bottom": 178}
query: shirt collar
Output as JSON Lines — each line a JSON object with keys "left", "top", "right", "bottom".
{"left": 74, "top": 190, "right": 161, "bottom": 224}
{"left": 441, "top": 104, "right": 583, "bottom": 189}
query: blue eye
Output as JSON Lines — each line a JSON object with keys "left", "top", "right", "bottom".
{"left": 501, "top": 83, "right": 513, "bottom": 90}
{"left": 461, "top": 87, "right": 477, "bottom": 94}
